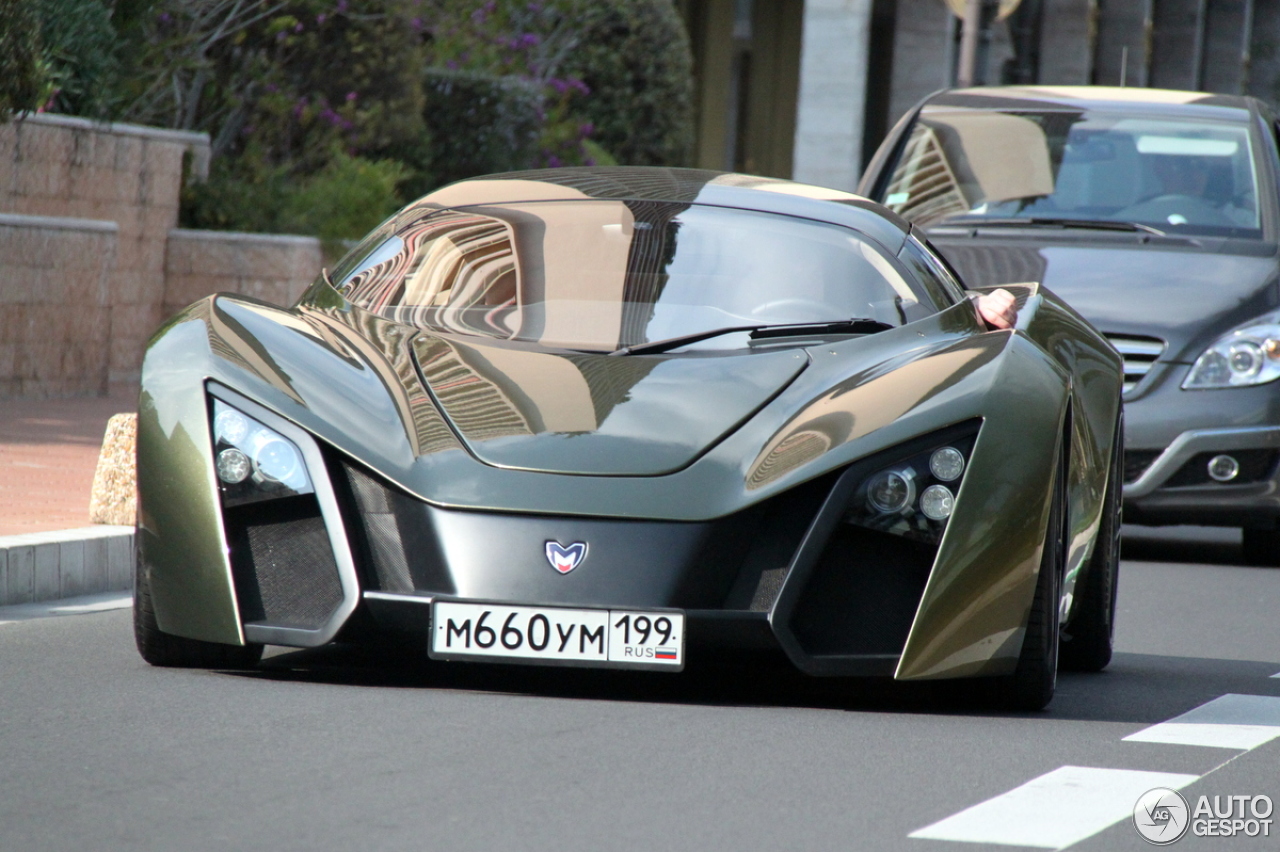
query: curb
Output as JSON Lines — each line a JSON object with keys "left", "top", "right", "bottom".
{"left": 0, "top": 526, "right": 134, "bottom": 607}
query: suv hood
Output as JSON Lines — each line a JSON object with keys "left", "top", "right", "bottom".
{"left": 413, "top": 334, "right": 808, "bottom": 475}
{"left": 930, "top": 236, "right": 1279, "bottom": 361}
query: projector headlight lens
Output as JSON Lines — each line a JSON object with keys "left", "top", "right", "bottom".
{"left": 251, "top": 434, "right": 304, "bottom": 486}
{"left": 210, "top": 398, "right": 314, "bottom": 502}
{"left": 867, "top": 469, "right": 915, "bottom": 514}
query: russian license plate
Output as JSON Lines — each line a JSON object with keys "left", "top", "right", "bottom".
{"left": 430, "top": 601, "right": 684, "bottom": 670}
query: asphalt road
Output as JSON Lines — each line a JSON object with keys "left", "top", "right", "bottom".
{"left": 2, "top": 526, "right": 1279, "bottom": 852}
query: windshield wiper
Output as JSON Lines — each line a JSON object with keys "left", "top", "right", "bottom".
{"left": 609, "top": 319, "right": 893, "bottom": 356}
{"left": 941, "top": 216, "right": 1166, "bottom": 237}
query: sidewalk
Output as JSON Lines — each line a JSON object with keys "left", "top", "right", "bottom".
{"left": 0, "top": 389, "right": 138, "bottom": 606}
{"left": 0, "top": 387, "right": 137, "bottom": 536}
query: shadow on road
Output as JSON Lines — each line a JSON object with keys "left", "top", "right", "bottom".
{"left": 1121, "top": 524, "right": 1244, "bottom": 565}
{"left": 226, "top": 640, "right": 1280, "bottom": 728}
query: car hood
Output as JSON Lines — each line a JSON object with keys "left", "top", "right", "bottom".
{"left": 412, "top": 334, "right": 809, "bottom": 475}
{"left": 929, "top": 236, "right": 1279, "bottom": 361}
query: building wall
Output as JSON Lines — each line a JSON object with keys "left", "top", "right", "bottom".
{"left": 792, "top": 0, "right": 875, "bottom": 190}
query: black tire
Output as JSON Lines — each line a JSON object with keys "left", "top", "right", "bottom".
{"left": 1241, "top": 528, "right": 1280, "bottom": 567}
{"left": 134, "top": 545, "right": 263, "bottom": 669}
{"left": 995, "top": 445, "right": 1067, "bottom": 711}
{"left": 1060, "top": 412, "right": 1122, "bottom": 672}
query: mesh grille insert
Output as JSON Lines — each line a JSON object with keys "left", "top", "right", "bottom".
{"left": 227, "top": 496, "right": 344, "bottom": 631}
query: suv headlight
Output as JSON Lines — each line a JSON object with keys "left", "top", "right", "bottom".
{"left": 211, "top": 399, "right": 314, "bottom": 506}
{"left": 1183, "top": 311, "right": 1280, "bottom": 389}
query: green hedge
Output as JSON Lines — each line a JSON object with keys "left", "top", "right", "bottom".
{"left": 422, "top": 69, "right": 543, "bottom": 190}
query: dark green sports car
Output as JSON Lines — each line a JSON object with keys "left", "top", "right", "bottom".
{"left": 134, "top": 167, "right": 1123, "bottom": 710}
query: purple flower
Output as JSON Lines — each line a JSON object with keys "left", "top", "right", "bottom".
{"left": 547, "top": 155, "right": 563, "bottom": 168}
{"left": 578, "top": 122, "right": 594, "bottom": 137}
{"left": 411, "top": 17, "right": 423, "bottom": 31}
{"left": 316, "top": 13, "right": 326, "bottom": 24}
{"left": 336, "top": 0, "right": 348, "bottom": 13}
{"left": 571, "top": 79, "right": 590, "bottom": 95}
{"left": 585, "top": 157, "right": 596, "bottom": 166}
{"left": 518, "top": 33, "right": 540, "bottom": 49}
{"left": 346, "top": 91, "right": 357, "bottom": 101}
{"left": 294, "top": 21, "right": 304, "bottom": 32}
{"left": 157, "top": 11, "right": 172, "bottom": 23}
{"left": 548, "top": 78, "right": 568, "bottom": 95}
{"left": 446, "top": 59, "right": 459, "bottom": 69}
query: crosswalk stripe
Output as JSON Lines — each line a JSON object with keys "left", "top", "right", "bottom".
{"left": 1123, "top": 694, "right": 1280, "bottom": 750}
{"left": 909, "top": 765, "right": 1198, "bottom": 849}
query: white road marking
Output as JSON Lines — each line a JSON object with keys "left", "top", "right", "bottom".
{"left": 1123, "top": 693, "right": 1280, "bottom": 750}
{"left": 909, "top": 766, "right": 1198, "bottom": 849}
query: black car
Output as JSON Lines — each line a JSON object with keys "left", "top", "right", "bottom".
{"left": 861, "top": 86, "right": 1280, "bottom": 564}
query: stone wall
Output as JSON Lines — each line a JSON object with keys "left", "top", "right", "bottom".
{"left": 0, "top": 114, "right": 210, "bottom": 390}
{"left": 0, "top": 114, "right": 323, "bottom": 400}
{"left": 164, "top": 230, "right": 321, "bottom": 318}
{"left": 0, "top": 213, "right": 118, "bottom": 397}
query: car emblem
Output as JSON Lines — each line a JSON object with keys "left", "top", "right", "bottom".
{"left": 545, "top": 541, "right": 587, "bottom": 574}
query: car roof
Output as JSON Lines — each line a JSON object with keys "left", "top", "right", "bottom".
{"left": 408, "top": 166, "right": 912, "bottom": 253}
{"left": 925, "top": 85, "right": 1258, "bottom": 121}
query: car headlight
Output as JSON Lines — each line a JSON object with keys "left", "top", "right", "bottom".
{"left": 844, "top": 432, "right": 977, "bottom": 544}
{"left": 1183, "top": 311, "right": 1280, "bottom": 389}
{"left": 211, "top": 399, "right": 314, "bottom": 505}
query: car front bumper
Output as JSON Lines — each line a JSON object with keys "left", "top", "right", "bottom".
{"left": 1122, "top": 364, "right": 1280, "bottom": 528}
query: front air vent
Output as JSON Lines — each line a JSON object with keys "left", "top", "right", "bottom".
{"left": 1104, "top": 334, "right": 1166, "bottom": 393}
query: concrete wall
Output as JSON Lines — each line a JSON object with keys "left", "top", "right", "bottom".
{"left": 164, "top": 230, "right": 321, "bottom": 318}
{"left": 0, "top": 114, "right": 322, "bottom": 400}
{"left": 0, "top": 114, "right": 210, "bottom": 389}
{"left": 0, "top": 213, "right": 117, "bottom": 397}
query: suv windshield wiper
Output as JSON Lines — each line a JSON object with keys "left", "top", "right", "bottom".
{"left": 940, "top": 216, "right": 1166, "bottom": 237}
{"left": 609, "top": 319, "right": 893, "bottom": 357}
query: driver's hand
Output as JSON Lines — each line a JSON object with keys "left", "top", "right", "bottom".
{"left": 975, "top": 288, "right": 1017, "bottom": 330}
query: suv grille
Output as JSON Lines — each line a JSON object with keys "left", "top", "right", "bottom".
{"left": 1104, "top": 334, "right": 1166, "bottom": 393}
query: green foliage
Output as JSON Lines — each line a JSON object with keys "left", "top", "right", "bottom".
{"left": 183, "top": 151, "right": 405, "bottom": 250}
{"left": 118, "top": 1, "right": 429, "bottom": 237}
{"left": 423, "top": 0, "right": 695, "bottom": 173}
{"left": 0, "top": 0, "right": 118, "bottom": 120}
{"left": 423, "top": 69, "right": 542, "bottom": 188}
{"left": 0, "top": 0, "right": 46, "bottom": 119}
{"left": 33, "top": 0, "right": 120, "bottom": 117}
{"left": 559, "top": 0, "right": 694, "bottom": 167}
{"left": 279, "top": 152, "right": 407, "bottom": 249}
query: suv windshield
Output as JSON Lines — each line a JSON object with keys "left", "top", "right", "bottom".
{"left": 878, "top": 107, "right": 1261, "bottom": 238}
{"left": 331, "top": 201, "right": 942, "bottom": 352}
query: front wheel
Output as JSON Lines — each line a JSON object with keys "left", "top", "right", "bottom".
{"left": 994, "top": 445, "right": 1067, "bottom": 711}
{"left": 134, "top": 545, "right": 263, "bottom": 669}
{"left": 1060, "top": 412, "right": 1122, "bottom": 671}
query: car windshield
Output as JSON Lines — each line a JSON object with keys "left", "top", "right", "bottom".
{"left": 878, "top": 107, "right": 1261, "bottom": 238}
{"left": 330, "top": 201, "right": 941, "bottom": 352}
